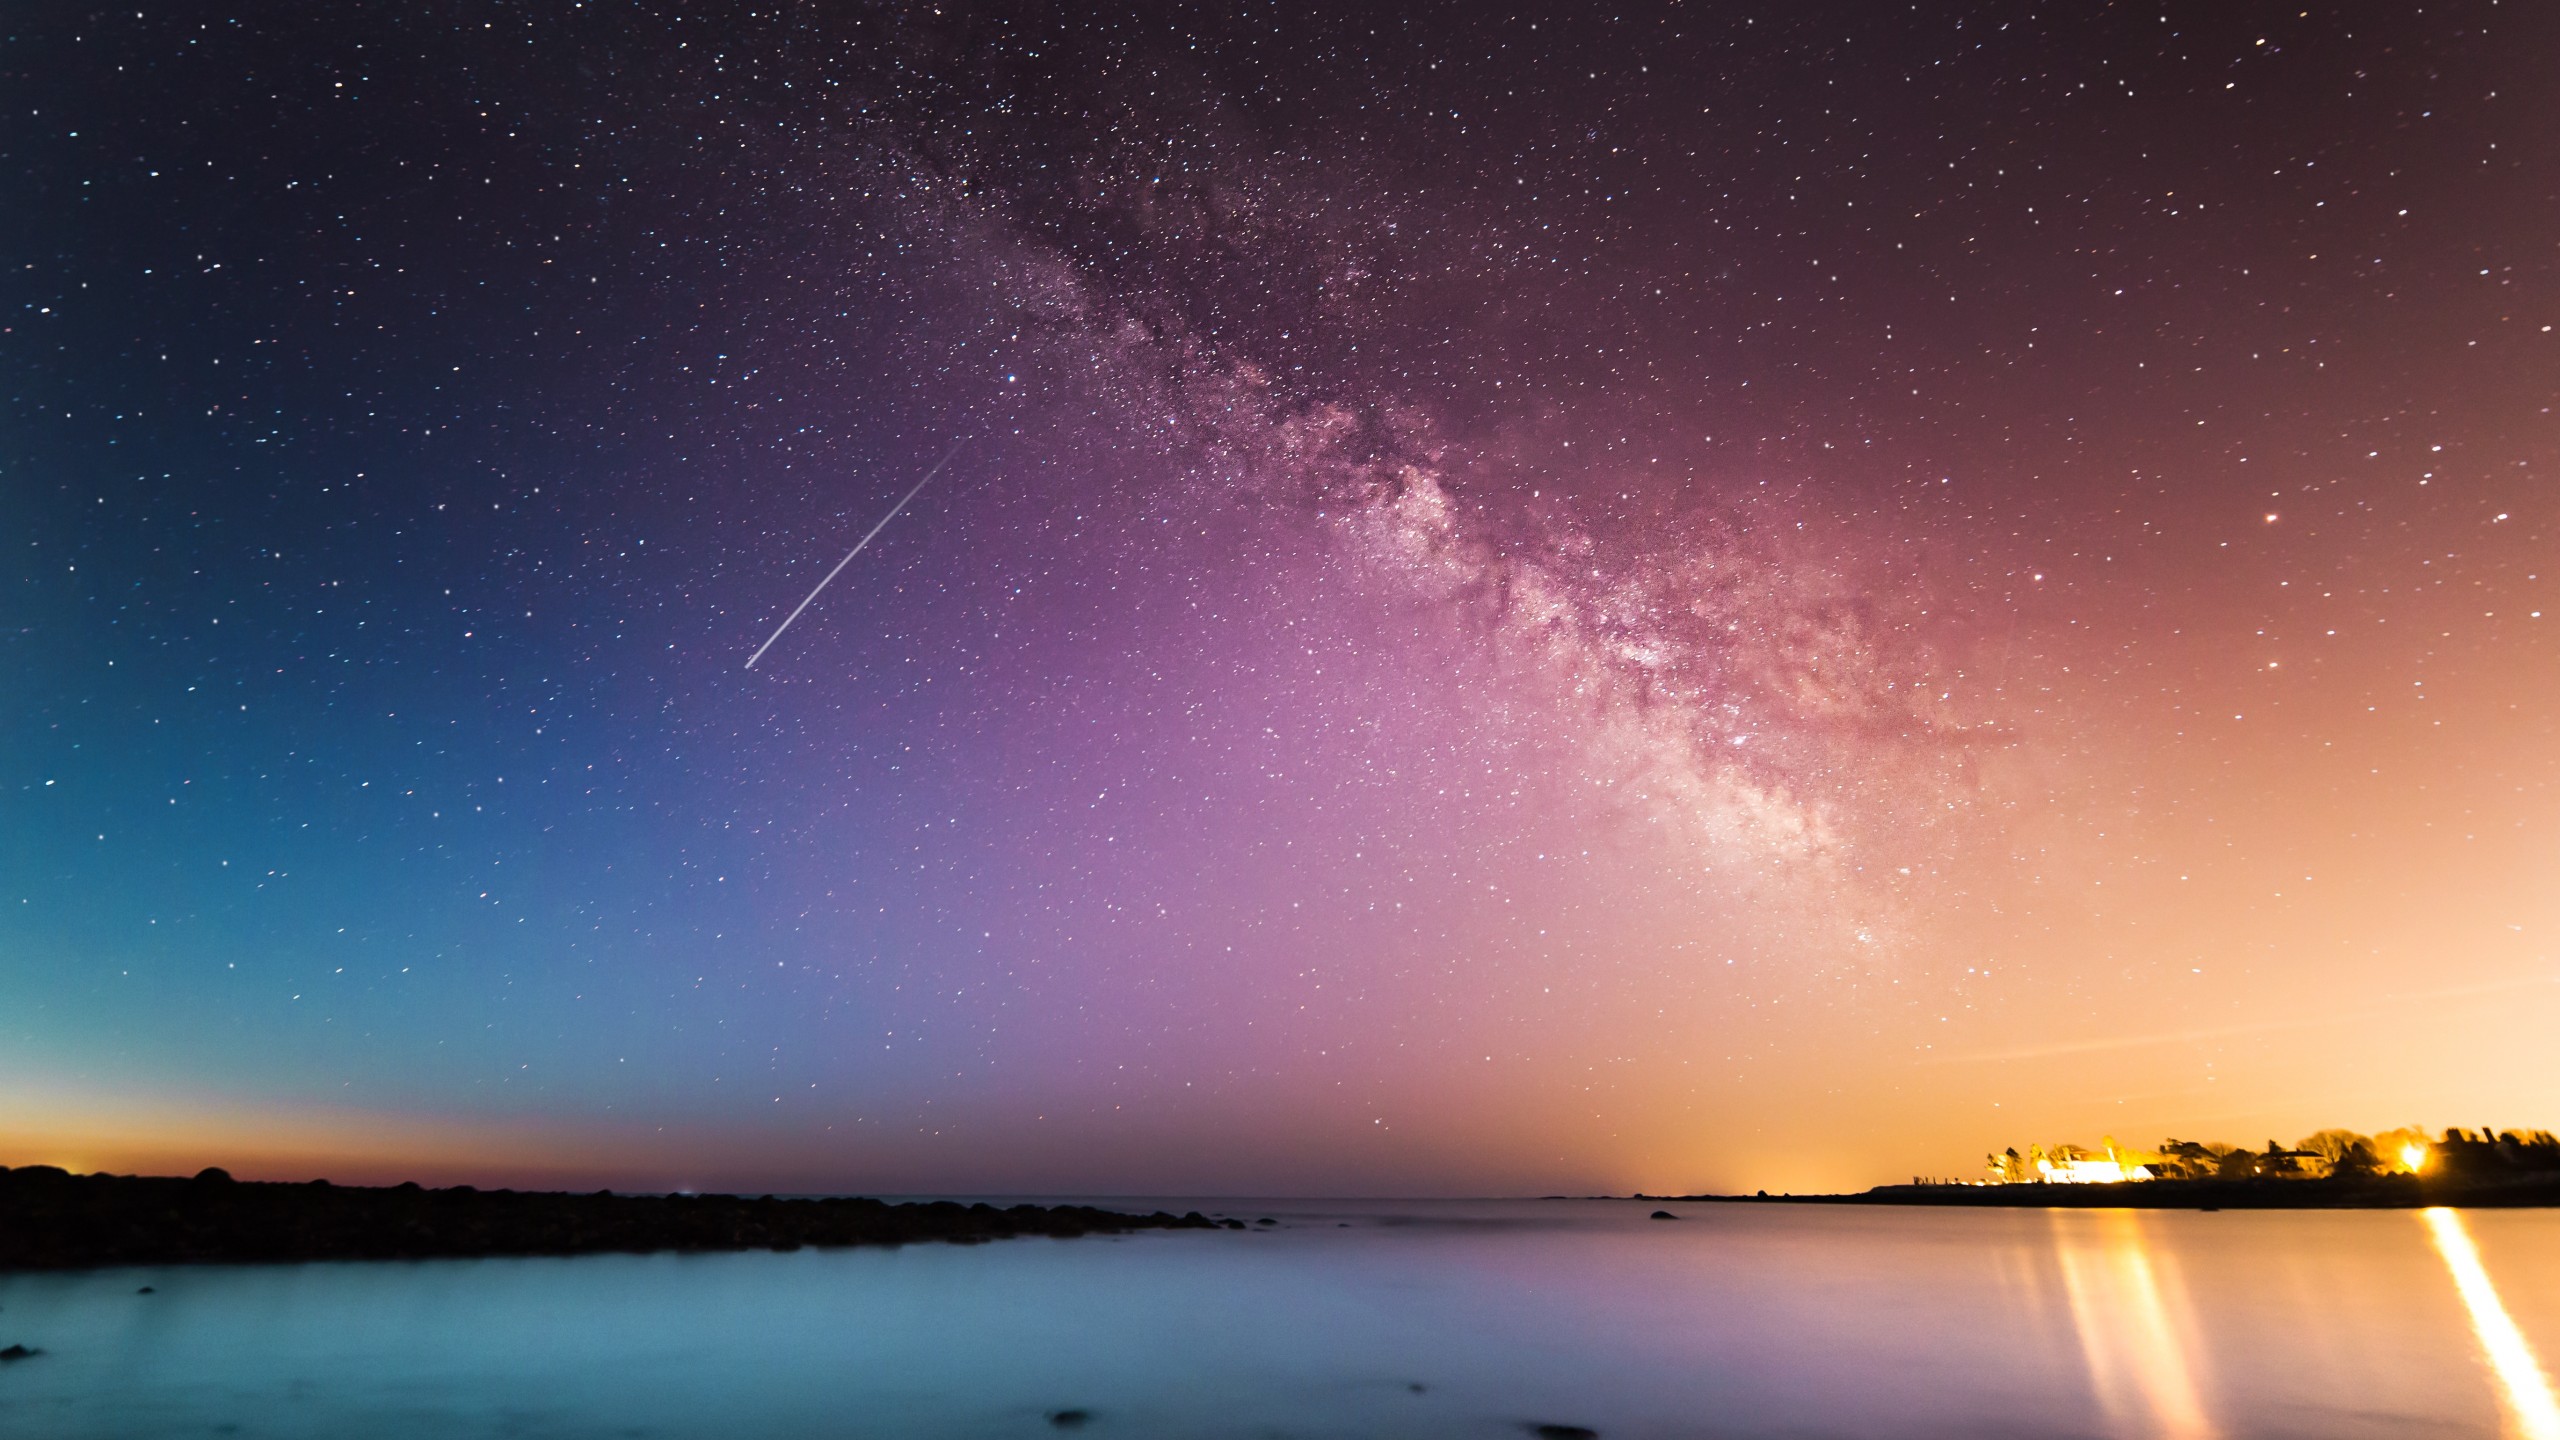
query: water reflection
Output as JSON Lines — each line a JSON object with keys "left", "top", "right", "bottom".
{"left": 2424, "top": 1208, "right": 2560, "bottom": 1440}
{"left": 7, "top": 1202, "right": 2557, "bottom": 1439}
{"left": 2052, "top": 1209, "right": 2214, "bottom": 1438}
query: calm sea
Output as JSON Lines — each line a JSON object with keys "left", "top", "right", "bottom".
{"left": 3, "top": 1199, "right": 2556, "bottom": 1438}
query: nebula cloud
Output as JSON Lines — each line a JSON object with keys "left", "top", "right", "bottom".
{"left": 858, "top": 113, "right": 2002, "bottom": 921}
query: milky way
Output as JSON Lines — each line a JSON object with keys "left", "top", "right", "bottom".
{"left": 6, "top": 2, "right": 2554, "bottom": 1194}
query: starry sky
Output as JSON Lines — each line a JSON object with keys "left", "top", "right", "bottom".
{"left": 5, "top": 1, "right": 2555, "bottom": 1196}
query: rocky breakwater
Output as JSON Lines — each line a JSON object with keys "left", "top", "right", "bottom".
{"left": 0, "top": 1164, "right": 1219, "bottom": 1270}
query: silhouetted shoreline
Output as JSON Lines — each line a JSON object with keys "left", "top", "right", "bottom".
{"left": 1641, "top": 1174, "right": 2560, "bottom": 1208}
{"left": 0, "top": 1164, "right": 1219, "bottom": 1271}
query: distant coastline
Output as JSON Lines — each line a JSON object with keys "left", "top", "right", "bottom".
{"left": 0, "top": 1164, "right": 1220, "bottom": 1271}
{"left": 1641, "top": 1125, "right": 2560, "bottom": 1208}
{"left": 1641, "top": 1174, "right": 2560, "bottom": 1209}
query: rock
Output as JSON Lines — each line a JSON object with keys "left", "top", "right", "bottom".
{"left": 1221, "top": 1218, "right": 1247, "bottom": 1230}
{"left": 193, "top": 1167, "right": 234, "bottom": 1184}
{"left": 0, "top": 1344, "right": 40, "bottom": 1361}
{"left": 1255, "top": 1217, "right": 1277, "bottom": 1226}
{"left": 1047, "top": 1408, "right": 1092, "bottom": 1428}
{"left": 136, "top": 1286, "right": 156, "bottom": 1295}
{"left": 1650, "top": 1210, "right": 1678, "bottom": 1220}
{"left": 1529, "top": 1426, "right": 1598, "bottom": 1440}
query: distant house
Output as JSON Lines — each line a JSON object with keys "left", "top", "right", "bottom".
{"left": 2153, "top": 1140, "right": 2217, "bottom": 1179}
{"left": 1989, "top": 1140, "right": 2156, "bottom": 1185}
{"left": 2037, "top": 1155, "right": 2154, "bottom": 1184}
{"left": 2258, "top": 1148, "right": 2330, "bottom": 1179}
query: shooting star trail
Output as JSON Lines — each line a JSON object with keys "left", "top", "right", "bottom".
{"left": 744, "top": 437, "right": 969, "bottom": 671}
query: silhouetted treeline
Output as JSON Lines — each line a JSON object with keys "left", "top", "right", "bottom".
{"left": 2423, "top": 1128, "right": 2560, "bottom": 1180}
{"left": 1980, "top": 1126, "right": 2560, "bottom": 1186}
{"left": 1833, "top": 1125, "right": 2560, "bottom": 1208}
{"left": 0, "top": 1165, "right": 1218, "bottom": 1270}
{"left": 1651, "top": 1125, "right": 2560, "bottom": 1207}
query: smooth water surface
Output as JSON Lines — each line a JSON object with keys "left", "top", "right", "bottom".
{"left": 4, "top": 1200, "right": 2558, "bottom": 1439}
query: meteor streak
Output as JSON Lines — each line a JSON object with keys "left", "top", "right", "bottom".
{"left": 743, "top": 437, "right": 969, "bottom": 671}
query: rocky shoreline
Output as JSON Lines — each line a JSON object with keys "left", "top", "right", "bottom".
{"left": 0, "top": 1164, "right": 1220, "bottom": 1271}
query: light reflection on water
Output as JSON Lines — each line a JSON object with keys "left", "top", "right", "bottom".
{"left": 2052, "top": 1210, "right": 2214, "bottom": 1439}
{"left": 2424, "top": 1208, "right": 2560, "bottom": 1440}
{"left": 0, "top": 1200, "right": 2555, "bottom": 1439}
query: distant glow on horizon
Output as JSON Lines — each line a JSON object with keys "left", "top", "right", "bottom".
{"left": 2423, "top": 1208, "right": 2560, "bottom": 1440}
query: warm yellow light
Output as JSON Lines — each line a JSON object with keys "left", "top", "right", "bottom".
{"left": 2402, "top": 1143, "right": 2429, "bottom": 1172}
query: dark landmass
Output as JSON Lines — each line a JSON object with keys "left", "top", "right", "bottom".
{"left": 1642, "top": 1174, "right": 2560, "bottom": 1209}
{"left": 0, "top": 1164, "right": 1218, "bottom": 1271}
{"left": 1647, "top": 1126, "right": 2560, "bottom": 1208}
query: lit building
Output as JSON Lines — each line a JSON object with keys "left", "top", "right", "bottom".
{"left": 2036, "top": 1155, "right": 2154, "bottom": 1184}
{"left": 1986, "top": 1139, "right": 2156, "bottom": 1185}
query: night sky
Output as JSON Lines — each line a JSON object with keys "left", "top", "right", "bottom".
{"left": 6, "top": 2, "right": 2555, "bottom": 1196}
